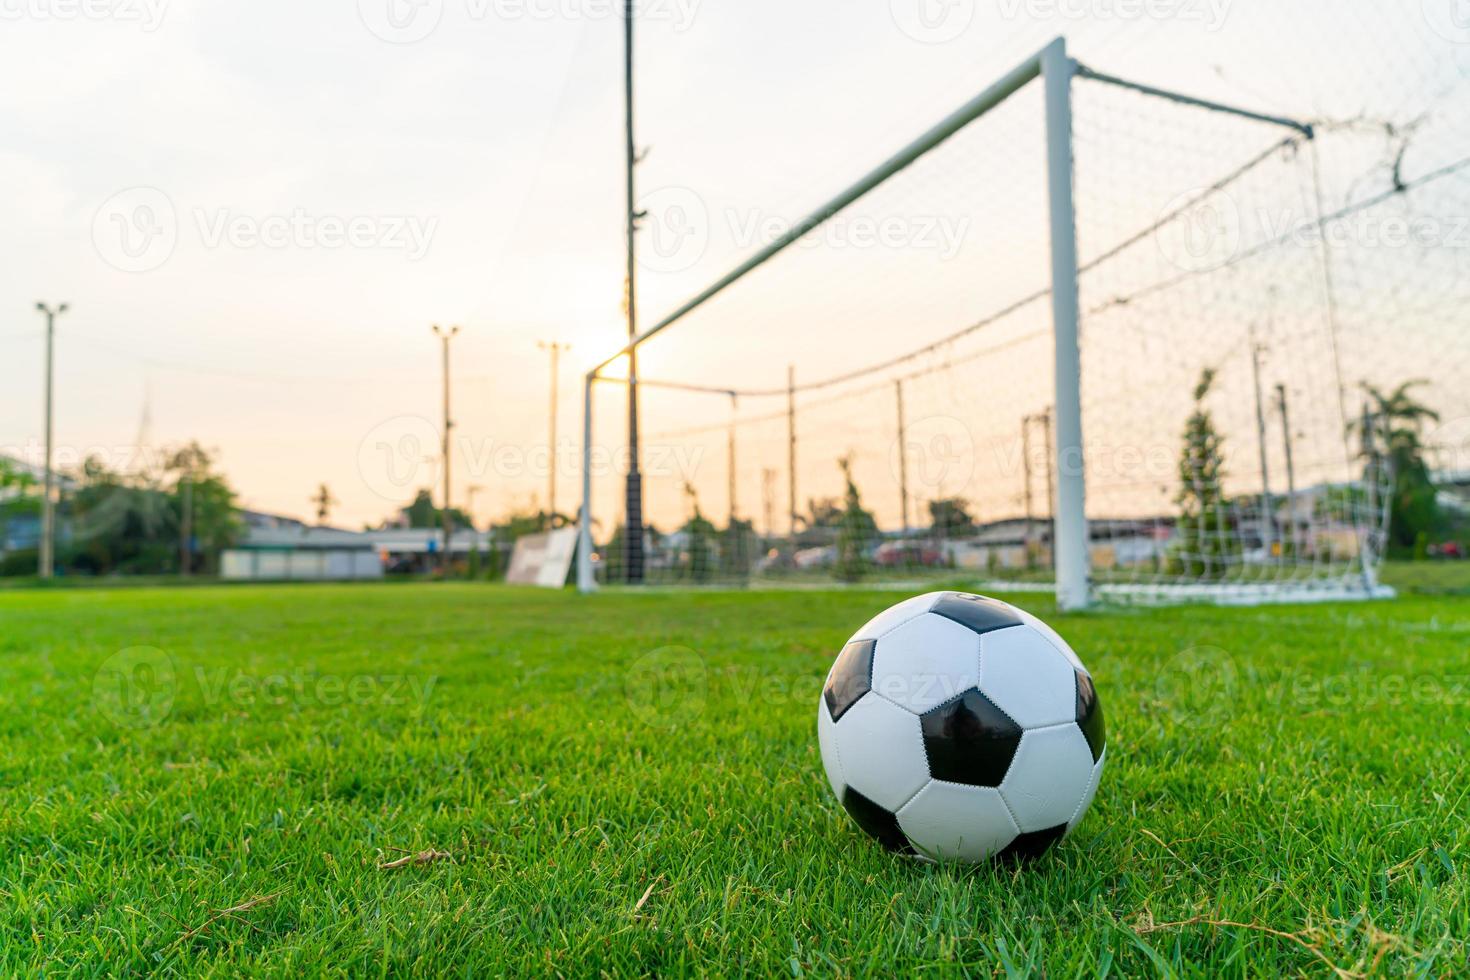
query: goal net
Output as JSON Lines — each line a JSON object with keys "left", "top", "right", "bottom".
{"left": 578, "top": 38, "right": 1465, "bottom": 606}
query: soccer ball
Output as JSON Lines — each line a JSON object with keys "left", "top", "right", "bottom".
{"left": 817, "top": 591, "right": 1105, "bottom": 863}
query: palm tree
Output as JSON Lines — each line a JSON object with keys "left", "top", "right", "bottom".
{"left": 1352, "top": 380, "right": 1441, "bottom": 553}
{"left": 1354, "top": 381, "right": 1440, "bottom": 456}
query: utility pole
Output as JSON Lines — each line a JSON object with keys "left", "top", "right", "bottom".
{"left": 787, "top": 365, "right": 798, "bottom": 540}
{"left": 622, "top": 0, "right": 646, "bottom": 584}
{"left": 433, "top": 325, "right": 460, "bottom": 575}
{"left": 35, "top": 302, "right": 67, "bottom": 580}
{"left": 538, "top": 341, "right": 571, "bottom": 525}
{"left": 761, "top": 468, "right": 777, "bottom": 541}
{"left": 727, "top": 393, "right": 738, "bottom": 527}
{"left": 1276, "top": 383, "right": 1297, "bottom": 554}
{"left": 895, "top": 379, "right": 910, "bottom": 536}
{"left": 1249, "top": 327, "right": 1274, "bottom": 558}
{"left": 1021, "top": 413, "right": 1035, "bottom": 568}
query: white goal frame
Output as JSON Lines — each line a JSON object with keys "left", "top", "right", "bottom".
{"left": 575, "top": 36, "right": 1361, "bottom": 610}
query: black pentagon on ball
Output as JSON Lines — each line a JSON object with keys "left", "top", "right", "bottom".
{"left": 996, "top": 824, "right": 1067, "bottom": 863}
{"left": 919, "top": 689, "right": 1023, "bottom": 788}
{"left": 823, "top": 640, "right": 875, "bottom": 722}
{"left": 931, "top": 593, "right": 1024, "bottom": 637}
{"left": 840, "top": 787, "right": 915, "bottom": 854}
{"left": 1075, "top": 669, "right": 1106, "bottom": 763}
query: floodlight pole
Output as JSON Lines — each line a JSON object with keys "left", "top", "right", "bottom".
{"left": 1041, "top": 38, "right": 1091, "bottom": 611}
{"left": 36, "top": 301, "right": 67, "bottom": 580}
{"left": 622, "top": 0, "right": 646, "bottom": 584}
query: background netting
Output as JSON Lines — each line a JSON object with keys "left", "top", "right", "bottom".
{"left": 585, "top": 57, "right": 1469, "bottom": 599}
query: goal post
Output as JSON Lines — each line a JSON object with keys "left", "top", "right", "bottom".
{"left": 1040, "top": 38, "right": 1089, "bottom": 612}
{"left": 577, "top": 36, "right": 1393, "bottom": 606}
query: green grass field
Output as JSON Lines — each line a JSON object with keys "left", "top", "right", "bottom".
{"left": 2, "top": 584, "right": 1467, "bottom": 976}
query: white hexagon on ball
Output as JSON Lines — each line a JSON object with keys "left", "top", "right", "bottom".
{"left": 870, "top": 612, "right": 981, "bottom": 715}
{"left": 897, "top": 781, "right": 1019, "bottom": 862}
{"left": 831, "top": 693, "right": 930, "bottom": 813}
{"left": 998, "top": 724, "right": 1096, "bottom": 833}
{"left": 980, "top": 625, "right": 1079, "bottom": 728}
{"left": 849, "top": 592, "right": 941, "bottom": 641}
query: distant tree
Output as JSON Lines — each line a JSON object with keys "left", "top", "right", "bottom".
{"left": 1352, "top": 380, "right": 1441, "bottom": 555}
{"left": 165, "top": 443, "right": 242, "bottom": 575}
{"left": 927, "top": 497, "right": 978, "bottom": 539}
{"left": 834, "top": 456, "right": 878, "bottom": 583}
{"left": 681, "top": 483, "right": 716, "bottom": 583}
{"left": 720, "top": 517, "right": 758, "bottom": 580}
{"left": 0, "top": 458, "right": 40, "bottom": 558}
{"left": 60, "top": 445, "right": 240, "bottom": 576}
{"left": 403, "top": 489, "right": 472, "bottom": 531}
{"left": 805, "top": 498, "right": 842, "bottom": 530}
{"left": 312, "top": 483, "right": 338, "bottom": 525}
{"left": 1172, "top": 368, "right": 1238, "bottom": 579}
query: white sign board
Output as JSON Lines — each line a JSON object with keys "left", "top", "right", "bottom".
{"left": 505, "top": 528, "right": 578, "bottom": 588}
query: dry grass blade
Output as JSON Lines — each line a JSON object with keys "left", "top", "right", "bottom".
{"left": 1133, "top": 913, "right": 1363, "bottom": 979}
{"left": 377, "top": 848, "right": 451, "bottom": 871}
{"left": 632, "top": 875, "right": 664, "bottom": 917}
{"left": 167, "top": 893, "right": 281, "bottom": 950}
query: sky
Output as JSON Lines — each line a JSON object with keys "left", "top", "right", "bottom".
{"left": 2, "top": 0, "right": 1467, "bottom": 531}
